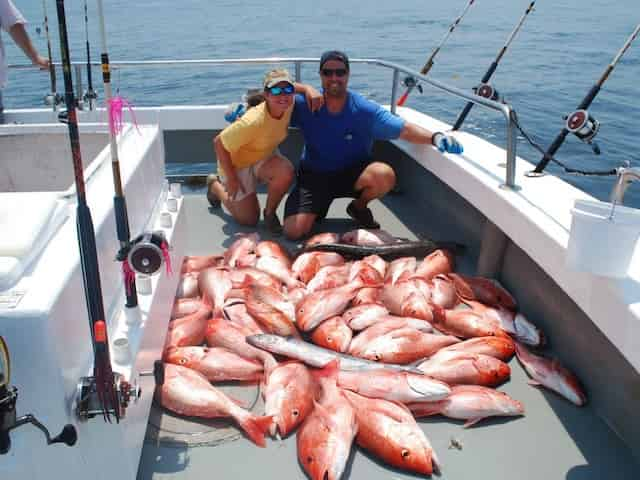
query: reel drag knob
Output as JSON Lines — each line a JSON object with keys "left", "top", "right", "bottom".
{"left": 565, "top": 109, "right": 600, "bottom": 142}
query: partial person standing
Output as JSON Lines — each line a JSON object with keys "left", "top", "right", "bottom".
{"left": 0, "top": 0, "right": 49, "bottom": 122}
{"left": 283, "top": 50, "right": 464, "bottom": 240}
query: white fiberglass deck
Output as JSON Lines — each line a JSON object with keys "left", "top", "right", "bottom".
{"left": 136, "top": 191, "right": 639, "bottom": 480}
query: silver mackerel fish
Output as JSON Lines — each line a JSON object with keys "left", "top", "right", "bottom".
{"left": 246, "top": 334, "right": 424, "bottom": 373}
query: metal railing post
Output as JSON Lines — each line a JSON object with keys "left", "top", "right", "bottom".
{"left": 503, "top": 106, "right": 517, "bottom": 189}
{"left": 390, "top": 68, "right": 399, "bottom": 115}
{"left": 74, "top": 64, "right": 83, "bottom": 110}
{"left": 294, "top": 61, "right": 301, "bottom": 83}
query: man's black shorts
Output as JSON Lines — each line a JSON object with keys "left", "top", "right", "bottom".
{"left": 284, "top": 161, "right": 369, "bottom": 219}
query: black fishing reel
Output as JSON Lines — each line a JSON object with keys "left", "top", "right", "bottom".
{"left": 74, "top": 373, "right": 139, "bottom": 422}
{"left": 565, "top": 109, "right": 601, "bottom": 154}
{"left": 125, "top": 231, "right": 170, "bottom": 276}
{"left": 473, "top": 83, "right": 502, "bottom": 102}
{"left": 0, "top": 336, "right": 77, "bottom": 454}
{"left": 402, "top": 76, "right": 423, "bottom": 94}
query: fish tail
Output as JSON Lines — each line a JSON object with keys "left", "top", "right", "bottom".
{"left": 239, "top": 414, "right": 273, "bottom": 447}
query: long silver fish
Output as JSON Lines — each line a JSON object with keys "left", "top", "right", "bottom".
{"left": 246, "top": 334, "right": 425, "bottom": 374}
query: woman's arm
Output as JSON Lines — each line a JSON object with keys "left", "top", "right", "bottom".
{"left": 294, "top": 82, "right": 324, "bottom": 112}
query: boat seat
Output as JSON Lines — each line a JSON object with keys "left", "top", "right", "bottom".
{"left": 0, "top": 192, "right": 68, "bottom": 291}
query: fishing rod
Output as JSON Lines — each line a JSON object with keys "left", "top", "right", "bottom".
{"left": 532, "top": 23, "right": 640, "bottom": 175}
{"left": 54, "top": 0, "right": 119, "bottom": 422}
{"left": 83, "top": 0, "right": 97, "bottom": 109}
{"left": 452, "top": 1, "right": 536, "bottom": 131}
{"left": 96, "top": 0, "right": 138, "bottom": 308}
{"left": 42, "top": 0, "right": 61, "bottom": 109}
{"left": 397, "top": 0, "right": 476, "bottom": 106}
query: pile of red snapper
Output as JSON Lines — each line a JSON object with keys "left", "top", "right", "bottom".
{"left": 159, "top": 229, "right": 587, "bottom": 479}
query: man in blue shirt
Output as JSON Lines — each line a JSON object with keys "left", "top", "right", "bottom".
{"left": 283, "top": 50, "right": 463, "bottom": 240}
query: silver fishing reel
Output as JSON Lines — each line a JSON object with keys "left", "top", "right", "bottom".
{"left": 474, "top": 83, "right": 502, "bottom": 102}
{"left": 127, "top": 231, "right": 169, "bottom": 276}
{"left": 74, "top": 372, "right": 139, "bottom": 422}
{"left": 565, "top": 109, "right": 601, "bottom": 154}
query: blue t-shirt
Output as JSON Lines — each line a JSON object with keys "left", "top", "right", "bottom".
{"left": 291, "top": 90, "right": 405, "bottom": 173}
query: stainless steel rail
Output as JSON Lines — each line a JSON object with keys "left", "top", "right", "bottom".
{"left": 9, "top": 57, "right": 518, "bottom": 188}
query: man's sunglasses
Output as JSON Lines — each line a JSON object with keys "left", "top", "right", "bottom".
{"left": 321, "top": 68, "right": 348, "bottom": 78}
{"left": 267, "top": 84, "right": 295, "bottom": 96}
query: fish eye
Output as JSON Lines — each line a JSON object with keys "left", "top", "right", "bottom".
{"left": 307, "top": 456, "right": 314, "bottom": 464}
{"left": 179, "top": 358, "right": 187, "bottom": 364}
{"left": 401, "top": 449, "right": 410, "bottom": 458}
{"left": 292, "top": 409, "right": 299, "bottom": 417}
{"left": 373, "top": 354, "right": 381, "bottom": 361}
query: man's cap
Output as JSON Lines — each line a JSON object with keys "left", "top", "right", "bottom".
{"left": 263, "top": 69, "right": 294, "bottom": 89}
{"left": 319, "top": 50, "right": 350, "bottom": 71}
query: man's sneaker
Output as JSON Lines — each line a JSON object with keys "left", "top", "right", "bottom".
{"left": 263, "top": 209, "right": 283, "bottom": 236}
{"left": 206, "top": 174, "right": 222, "bottom": 208}
{"left": 346, "top": 200, "right": 380, "bottom": 229}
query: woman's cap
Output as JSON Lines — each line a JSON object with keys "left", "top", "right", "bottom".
{"left": 263, "top": 69, "right": 294, "bottom": 89}
{"left": 319, "top": 50, "right": 350, "bottom": 71}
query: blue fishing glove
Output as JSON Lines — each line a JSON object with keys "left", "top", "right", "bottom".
{"left": 224, "top": 102, "right": 246, "bottom": 123}
{"left": 432, "top": 132, "right": 464, "bottom": 154}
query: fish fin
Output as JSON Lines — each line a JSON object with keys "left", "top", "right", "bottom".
{"left": 228, "top": 395, "right": 251, "bottom": 409}
{"left": 527, "top": 379, "right": 542, "bottom": 387}
{"left": 463, "top": 417, "right": 484, "bottom": 428}
{"left": 314, "top": 359, "right": 340, "bottom": 380}
{"left": 239, "top": 415, "right": 273, "bottom": 448}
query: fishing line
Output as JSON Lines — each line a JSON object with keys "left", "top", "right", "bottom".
{"left": 510, "top": 110, "right": 617, "bottom": 176}
{"left": 54, "top": 0, "right": 119, "bottom": 422}
{"left": 397, "top": 0, "right": 476, "bottom": 106}
{"left": 531, "top": 23, "right": 640, "bottom": 175}
{"left": 452, "top": 1, "right": 536, "bottom": 131}
{"left": 41, "top": 0, "right": 61, "bottom": 109}
{"left": 83, "top": 0, "right": 97, "bottom": 109}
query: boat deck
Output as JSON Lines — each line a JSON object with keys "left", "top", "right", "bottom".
{"left": 137, "top": 189, "right": 639, "bottom": 480}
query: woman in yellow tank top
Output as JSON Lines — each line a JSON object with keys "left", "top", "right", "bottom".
{"left": 209, "top": 69, "right": 320, "bottom": 235}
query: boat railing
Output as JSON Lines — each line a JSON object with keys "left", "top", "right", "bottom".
{"left": 9, "top": 57, "right": 518, "bottom": 188}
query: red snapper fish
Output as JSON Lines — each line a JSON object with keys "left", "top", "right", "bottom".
{"left": 255, "top": 240, "right": 292, "bottom": 268}
{"left": 205, "top": 317, "right": 278, "bottom": 370}
{"left": 408, "top": 385, "right": 525, "bottom": 427}
{"left": 311, "top": 316, "right": 353, "bottom": 353}
{"left": 292, "top": 251, "right": 345, "bottom": 284}
{"left": 297, "top": 361, "right": 358, "bottom": 480}
{"left": 437, "top": 335, "right": 516, "bottom": 361}
{"left": 164, "top": 346, "right": 263, "bottom": 382}
{"left": 467, "top": 300, "right": 545, "bottom": 347}
{"left": 157, "top": 364, "right": 272, "bottom": 446}
{"left": 411, "top": 249, "right": 455, "bottom": 281}
{"left": 164, "top": 305, "right": 211, "bottom": 350}
{"left": 198, "top": 267, "right": 231, "bottom": 316}
{"left": 515, "top": 343, "right": 587, "bottom": 406}
{"left": 340, "top": 228, "right": 398, "bottom": 246}
{"left": 224, "top": 233, "right": 259, "bottom": 267}
{"left": 171, "top": 297, "right": 204, "bottom": 320}
{"left": 447, "top": 273, "right": 517, "bottom": 310}
{"left": 416, "top": 350, "right": 511, "bottom": 387}
{"left": 262, "top": 361, "right": 315, "bottom": 437}
{"left": 304, "top": 232, "right": 341, "bottom": 248}
{"left": 342, "top": 390, "right": 440, "bottom": 476}
{"left": 244, "top": 284, "right": 298, "bottom": 337}
{"left": 175, "top": 272, "right": 200, "bottom": 298}
{"left": 341, "top": 303, "right": 389, "bottom": 331}
{"left": 296, "top": 279, "right": 372, "bottom": 331}
{"left": 181, "top": 254, "right": 224, "bottom": 273}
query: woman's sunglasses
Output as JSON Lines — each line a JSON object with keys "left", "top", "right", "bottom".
{"left": 321, "top": 68, "right": 348, "bottom": 77}
{"left": 267, "top": 84, "right": 295, "bottom": 96}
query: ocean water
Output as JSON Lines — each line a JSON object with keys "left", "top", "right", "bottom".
{"left": 4, "top": 0, "right": 640, "bottom": 206}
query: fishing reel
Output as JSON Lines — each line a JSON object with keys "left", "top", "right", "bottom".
{"left": 44, "top": 92, "right": 64, "bottom": 108}
{"left": 83, "top": 88, "right": 98, "bottom": 111}
{"left": 565, "top": 109, "right": 601, "bottom": 154}
{"left": 122, "top": 231, "right": 170, "bottom": 276}
{"left": 74, "top": 372, "right": 139, "bottom": 422}
{"left": 402, "top": 76, "right": 423, "bottom": 94}
{"left": 0, "top": 336, "right": 77, "bottom": 454}
{"left": 473, "top": 83, "right": 503, "bottom": 103}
